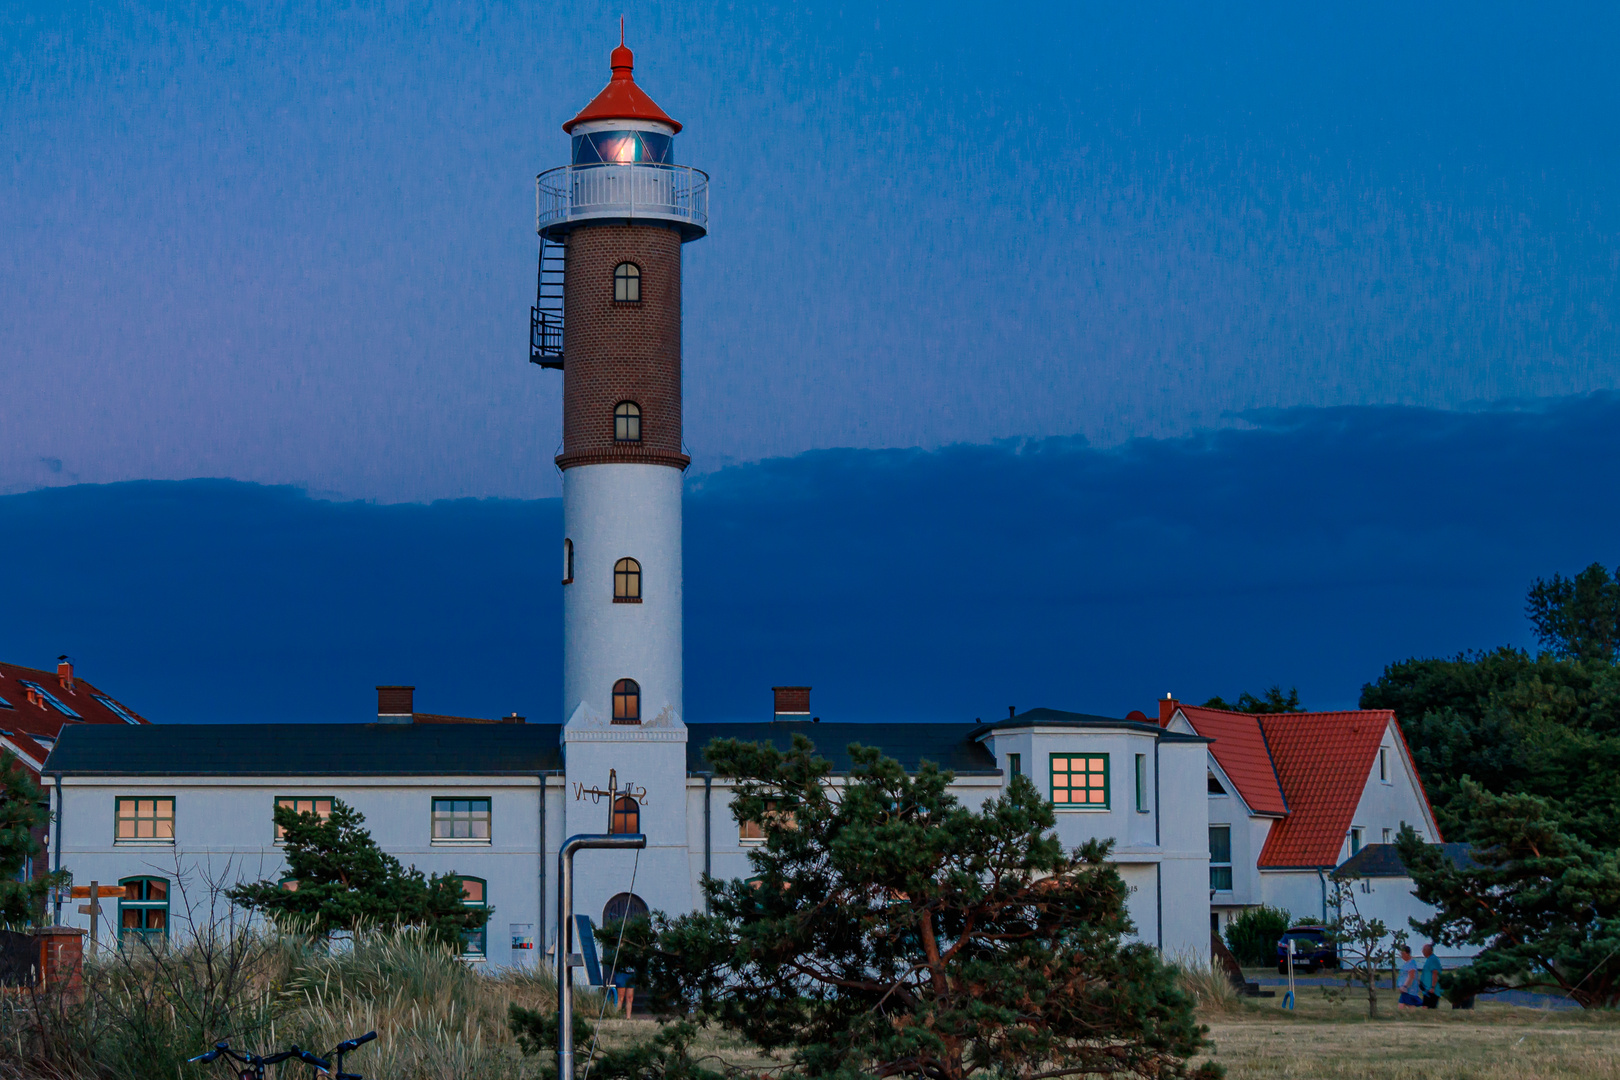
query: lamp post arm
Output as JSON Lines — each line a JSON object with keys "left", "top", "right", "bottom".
{"left": 557, "top": 832, "right": 647, "bottom": 1080}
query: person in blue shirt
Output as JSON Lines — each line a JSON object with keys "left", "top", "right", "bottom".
{"left": 1420, "top": 943, "right": 1443, "bottom": 1008}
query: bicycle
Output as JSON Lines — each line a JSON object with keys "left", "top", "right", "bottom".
{"left": 288, "top": 1031, "right": 378, "bottom": 1080}
{"left": 189, "top": 1031, "right": 376, "bottom": 1080}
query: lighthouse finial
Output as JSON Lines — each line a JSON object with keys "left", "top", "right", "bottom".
{"left": 620, "top": 15, "right": 625, "bottom": 46}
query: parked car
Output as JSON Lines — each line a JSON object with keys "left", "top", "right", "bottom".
{"left": 1276, "top": 925, "right": 1338, "bottom": 973}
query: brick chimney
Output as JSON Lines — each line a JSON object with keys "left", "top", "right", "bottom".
{"left": 56, "top": 656, "right": 74, "bottom": 693}
{"left": 1158, "top": 693, "right": 1179, "bottom": 726}
{"left": 377, "top": 686, "right": 415, "bottom": 723}
{"left": 773, "top": 686, "right": 810, "bottom": 718}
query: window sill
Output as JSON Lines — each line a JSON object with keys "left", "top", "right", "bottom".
{"left": 1053, "top": 806, "right": 1111, "bottom": 813}
{"left": 613, "top": 597, "right": 643, "bottom": 604}
{"left": 562, "top": 578, "right": 573, "bottom": 585}
{"left": 739, "top": 838, "right": 765, "bottom": 846}
{"left": 114, "top": 840, "right": 176, "bottom": 847}
{"left": 431, "top": 839, "right": 493, "bottom": 846}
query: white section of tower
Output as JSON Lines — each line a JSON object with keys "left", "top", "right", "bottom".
{"left": 562, "top": 463, "right": 684, "bottom": 726}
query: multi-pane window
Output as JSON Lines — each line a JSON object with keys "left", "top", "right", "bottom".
{"left": 432, "top": 798, "right": 492, "bottom": 842}
{"left": 1209, "top": 826, "right": 1233, "bottom": 891}
{"left": 614, "top": 401, "right": 642, "bottom": 442}
{"left": 119, "top": 877, "right": 168, "bottom": 945}
{"left": 614, "top": 558, "right": 642, "bottom": 601}
{"left": 115, "top": 797, "right": 175, "bottom": 842}
{"left": 1050, "top": 754, "right": 1109, "bottom": 809}
{"left": 738, "top": 799, "right": 788, "bottom": 843}
{"left": 460, "top": 878, "right": 488, "bottom": 958}
{"left": 614, "top": 262, "right": 641, "bottom": 302}
{"left": 1135, "top": 753, "right": 1149, "bottom": 813}
{"left": 612, "top": 679, "right": 640, "bottom": 725}
{"left": 274, "top": 796, "right": 333, "bottom": 841}
{"left": 563, "top": 538, "right": 574, "bottom": 585}
{"left": 610, "top": 795, "right": 640, "bottom": 835}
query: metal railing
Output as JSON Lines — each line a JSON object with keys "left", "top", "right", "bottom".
{"left": 536, "top": 162, "right": 709, "bottom": 235}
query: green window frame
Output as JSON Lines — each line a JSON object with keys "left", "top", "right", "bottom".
{"left": 459, "top": 877, "right": 488, "bottom": 958}
{"left": 1135, "top": 753, "right": 1149, "bottom": 813}
{"left": 274, "top": 795, "right": 334, "bottom": 842}
{"left": 118, "top": 876, "right": 169, "bottom": 947}
{"left": 1209, "top": 826, "right": 1233, "bottom": 891}
{"left": 115, "top": 796, "right": 175, "bottom": 842}
{"left": 1008, "top": 753, "right": 1021, "bottom": 778}
{"left": 1050, "top": 753, "right": 1109, "bottom": 809}
{"left": 432, "top": 797, "right": 492, "bottom": 842}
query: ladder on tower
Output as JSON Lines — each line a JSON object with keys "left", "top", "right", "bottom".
{"left": 530, "top": 237, "right": 564, "bottom": 370}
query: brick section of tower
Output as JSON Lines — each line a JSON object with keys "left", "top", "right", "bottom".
{"left": 557, "top": 224, "right": 689, "bottom": 471}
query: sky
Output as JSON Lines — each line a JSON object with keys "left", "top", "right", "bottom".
{"left": 3, "top": 3, "right": 1617, "bottom": 728}
{"left": 3, "top": 393, "right": 1616, "bottom": 726}
{"left": 4, "top": 2, "right": 1620, "bottom": 501}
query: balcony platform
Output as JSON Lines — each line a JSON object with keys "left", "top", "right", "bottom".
{"left": 536, "top": 163, "right": 708, "bottom": 241}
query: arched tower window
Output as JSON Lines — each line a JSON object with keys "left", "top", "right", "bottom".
{"left": 603, "top": 891, "right": 649, "bottom": 925}
{"left": 614, "top": 262, "right": 641, "bottom": 302}
{"left": 563, "top": 538, "right": 574, "bottom": 585}
{"left": 614, "top": 401, "right": 642, "bottom": 442}
{"left": 609, "top": 795, "right": 640, "bottom": 835}
{"left": 614, "top": 557, "right": 642, "bottom": 601}
{"left": 612, "top": 678, "right": 640, "bottom": 724}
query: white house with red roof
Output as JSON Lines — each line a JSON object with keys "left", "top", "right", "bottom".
{"left": 1156, "top": 697, "right": 1442, "bottom": 938}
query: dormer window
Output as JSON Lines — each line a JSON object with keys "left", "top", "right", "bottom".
{"left": 614, "top": 401, "right": 642, "bottom": 442}
{"left": 614, "top": 263, "right": 641, "bottom": 303}
{"left": 1207, "top": 772, "right": 1227, "bottom": 795}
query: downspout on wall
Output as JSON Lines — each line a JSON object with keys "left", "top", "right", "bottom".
{"left": 1153, "top": 739, "right": 1162, "bottom": 948}
{"left": 51, "top": 774, "right": 62, "bottom": 924}
{"left": 539, "top": 769, "right": 563, "bottom": 960}
{"left": 701, "top": 773, "right": 712, "bottom": 913}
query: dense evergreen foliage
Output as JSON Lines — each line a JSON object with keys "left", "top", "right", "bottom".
{"left": 1397, "top": 790, "right": 1620, "bottom": 1008}
{"left": 0, "top": 751, "right": 57, "bottom": 925}
{"left": 615, "top": 734, "right": 1216, "bottom": 1080}
{"left": 1201, "top": 686, "right": 1303, "bottom": 713}
{"left": 229, "top": 799, "right": 487, "bottom": 945}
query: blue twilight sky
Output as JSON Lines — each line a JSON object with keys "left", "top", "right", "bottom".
{"left": 2, "top": 394, "right": 1616, "bottom": 725}
{"left": 4, "top": 1, "right": 1619, "bottom": 500}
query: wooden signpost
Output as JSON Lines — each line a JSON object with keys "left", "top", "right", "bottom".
{"left": 71, "top": 882, "right": 122, "bottom": 955}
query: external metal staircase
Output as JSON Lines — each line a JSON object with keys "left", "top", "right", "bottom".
{"left": 530, "top": 237, "right": 565, "bottom": 369}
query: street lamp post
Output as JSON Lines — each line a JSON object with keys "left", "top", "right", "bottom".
{"left": 557, "top": 832, "right": 646, "bottom": 1079}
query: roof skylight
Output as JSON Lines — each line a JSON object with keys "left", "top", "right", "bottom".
{"left": 94, "top": 695, "right": 141, "bottom": 725}
{"left": 18, "top": 682, "right": 82, "bottom": 719}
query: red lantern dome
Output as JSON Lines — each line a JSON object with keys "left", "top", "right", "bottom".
{"left": 563, "top": 41, "right": 681, "bottom": 134}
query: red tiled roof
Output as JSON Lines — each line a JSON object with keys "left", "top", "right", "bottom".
{"left": 1256, "top": 710, "right": 1393, "bottom": 868}
{"left": 1176, "top": 705, "right": 1287, "bottom": 816}
{"left": 563, "top": 43, "right": 681, "bottom": 134}
{"left": 0, "top": 660, "right": 150, "bottom": 775}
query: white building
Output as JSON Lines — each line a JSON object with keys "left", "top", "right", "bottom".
{"left": 1158, "top": 698, "right": 1463, "bottom": 954}
{"left": 44, "top": 692, "right": 1213, "bottom": 965}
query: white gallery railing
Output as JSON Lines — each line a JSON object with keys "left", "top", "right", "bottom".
{"left": 536, "top": 163, "right": 709, "bottom": 235}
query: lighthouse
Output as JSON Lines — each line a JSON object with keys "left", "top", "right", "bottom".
{"left": 534, "top": 36, "right": 708, "bottom": 924}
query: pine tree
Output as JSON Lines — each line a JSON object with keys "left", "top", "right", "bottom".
{"left": 613, "top": 734, "right": 1216, "bottom": 1080}
{"left": 228, "top": 799, "right": 485, "bottom": 946}
{"left": 0, "top": 751, "right": 58, "bottom": 925}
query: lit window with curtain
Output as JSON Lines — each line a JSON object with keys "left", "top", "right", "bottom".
{"left": 612, "top": 679, "right": 640, "bottom": 724}
{"left": 115, "top": 797, "right": 175, "bottom": 842}
{"left": 119, "top": 877, "right": 169, "bottom": 947}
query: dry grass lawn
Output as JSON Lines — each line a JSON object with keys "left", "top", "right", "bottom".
{"left": 590, "top": 993, "right": 1620, "bottom": 1080}
{"left": 1192, "top": 993, "right": 1620, "bottom": 1080}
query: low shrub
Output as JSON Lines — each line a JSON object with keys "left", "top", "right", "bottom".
{"left": 1224, "top": 905, "right": 1293, "bottom": 966}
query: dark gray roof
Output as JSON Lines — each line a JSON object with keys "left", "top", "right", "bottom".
{"left": 687, "top": 722, "right": 999, "bottom": 775}
{"left": 968, "top": 707, "right": 1210, "bottom": 743}
{"left": 44, "top": 723, "right": 565, "bottom": 776}
{"left": 1332, "top": 842, "right": 1476, "bottom": 879}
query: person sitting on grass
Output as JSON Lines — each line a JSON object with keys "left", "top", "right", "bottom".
{"left": 1420, "top": 943, "right": 1443, "bottom": 1008}
{"left": 1397, "top": 945, "right": 1423, "bottom": 1009}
